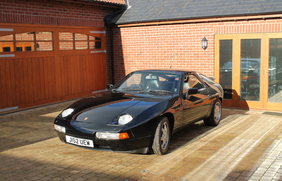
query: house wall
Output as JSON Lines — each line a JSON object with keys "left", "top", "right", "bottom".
{"left": 0, "top": 0, "right": 111, "bottom": 27}
{"left": 113, "top": 18, "right": 282, "bottom": 82}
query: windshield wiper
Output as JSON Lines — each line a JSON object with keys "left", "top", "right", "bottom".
{"left": 119, "top": 87, "right": 146, "bottom": 94}
{"left": 148, "top": 90, "right": 174, "bottom": 94}
{"left": 121, "top": 87, "right": 143, "bottom": 91}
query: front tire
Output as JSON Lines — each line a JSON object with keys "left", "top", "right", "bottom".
{"left": 204, "top": 99, "right": 222, "bottom": 126}
{"left": 152, "top": 117, "right": 171, "bottom": 155}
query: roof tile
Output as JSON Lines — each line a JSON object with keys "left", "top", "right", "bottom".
{"left": 116, "top": 0, "right": 282, "bottom": 24}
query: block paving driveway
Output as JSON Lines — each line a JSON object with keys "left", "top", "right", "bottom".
{"left": 1, "top": 101, "right": 282, "bottom": 181}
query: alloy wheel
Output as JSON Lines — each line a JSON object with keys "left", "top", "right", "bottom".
{"left": 214, "top": 101, "right": 222, "bottom": 122}
{"left": 161, "top": 122, "right": 169, "bottom": 150}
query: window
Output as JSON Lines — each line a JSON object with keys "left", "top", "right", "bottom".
{"left": 25, "top": 46, "right": 32, "bottom": 51}
{"left": 75, "top": 33, "right": 88, "bottom": 50}
{"left": 16, "top": 47, "right": 22, "bottom": 52}
{"left": 59, "top": 32, "right": 102, "bottom": 50}
{"left": 36, "top": 32, "right": 53, "bottom": 51}
{"left": 219, "top": 40, "right": 233, "bottom": 99}
{"left": 3, "top": 47, "right": 10, "bottom": 52}
{"left": 183, "top": 74, "right": 205, "bottom": 94}
{"left": 268, "top": 38, "right": 282, "bottom": 103}
{"left": 200, "top": 74, "right": 217, "bottom": 85}
{"left": 0, "top": 32, "right": 53, "bottom": 53}
{"left": 240, "top": 39, "right": 261, "bottom": 101}
{"left": 0, "top": 35, "right": 14, "bottom": 52}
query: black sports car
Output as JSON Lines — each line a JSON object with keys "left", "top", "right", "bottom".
{"left": 54, "top": 70, "right": 223, "bottom": 155}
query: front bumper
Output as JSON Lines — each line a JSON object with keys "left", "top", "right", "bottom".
{"left": 54, "top": 118, "right": 152, "bottom": 153}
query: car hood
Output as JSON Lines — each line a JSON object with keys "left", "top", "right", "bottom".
{"left": 71, "top": 92, "right": 168, "bottom": 125}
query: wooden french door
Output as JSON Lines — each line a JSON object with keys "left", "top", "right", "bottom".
{"left": 215, "top": 33, "right": 282, "bottom": 111}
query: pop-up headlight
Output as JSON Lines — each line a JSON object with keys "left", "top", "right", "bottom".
{"left": 118, "top": 114, "right": 133, "bottom": 125}
{"left": 61, "top": 108, "right": 74, "bottom": 118}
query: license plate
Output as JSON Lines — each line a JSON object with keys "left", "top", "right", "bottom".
{"left": 65, "top": 135, "right": 94, "bottom": 148}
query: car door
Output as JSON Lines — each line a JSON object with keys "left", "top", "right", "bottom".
{"left": 181, "top": 73, "right": 211, "bottom": 125}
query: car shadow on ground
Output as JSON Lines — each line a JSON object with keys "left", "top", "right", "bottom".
{"left": 166, "top": 108, "right": 249, "bottom": 154}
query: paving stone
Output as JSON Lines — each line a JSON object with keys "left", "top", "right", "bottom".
{"left": 236, "top": 175, "right": 250, "bottom": 181}
{"left": 1, "top": 106, "right": 282, "bottom": 181}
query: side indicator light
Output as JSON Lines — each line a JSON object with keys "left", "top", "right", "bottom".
{"left": 119, "top": 133, "right": 129, "bottom": 139}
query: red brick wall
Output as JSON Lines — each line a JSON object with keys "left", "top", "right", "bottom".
{"left": 0, "top": 0, "right": 114, "bottom": 27}
{"left": 113, "top": 18, "right": 282, "bottom": 82}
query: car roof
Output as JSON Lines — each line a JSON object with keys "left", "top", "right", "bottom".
{"left": 134, "top": 69, "right": 198, "bottom": 75}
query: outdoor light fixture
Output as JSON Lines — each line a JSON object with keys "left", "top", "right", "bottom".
{"left": 202, "top": 37, "right": 208, "bottom": 50}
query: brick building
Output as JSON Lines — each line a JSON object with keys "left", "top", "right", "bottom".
{"left": 0, "top": 0, "right": 125, "bottom": 112}
{"left": 112, "top": 0, "right": 282, "bottom": 111}
{"left": 1, "top": 0, "right": 282, "bottom": 112}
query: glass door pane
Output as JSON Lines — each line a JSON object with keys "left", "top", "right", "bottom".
{"left": 268, "top": 39, "right": 282, "bottom": 103}
{"left": 240, "top": 39, "right": 261, "bottom": 101}
{"left": 219, "top": 40, "right": 233, "bottom": 99}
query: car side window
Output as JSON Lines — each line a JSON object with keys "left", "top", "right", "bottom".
{"left": 182, "top": 74, "right": 205, "bottom": 94}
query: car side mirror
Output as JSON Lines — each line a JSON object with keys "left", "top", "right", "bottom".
{"left": 184, "top": 88, "right": 199, "bottom": 99}
{"left": 107, "top": 84, "right": 113, "bottom": 90}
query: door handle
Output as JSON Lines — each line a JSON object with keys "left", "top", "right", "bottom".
{"left": 173, "top": 104, "right": 181, "bottom": 111}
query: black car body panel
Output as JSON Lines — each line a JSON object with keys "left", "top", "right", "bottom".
{"left": 54, "top": 70, "right": 223, "bottom": 153}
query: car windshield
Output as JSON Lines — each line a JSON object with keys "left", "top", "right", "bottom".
{"left": 113, "top": 71, "right": 180, "bottom": 95}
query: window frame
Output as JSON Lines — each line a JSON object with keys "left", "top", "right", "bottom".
{"left": 59, "top": 32, "right": 103, "bottom": 51}
{"left": 0, "top": 31, "right": 54, "bottom": 53}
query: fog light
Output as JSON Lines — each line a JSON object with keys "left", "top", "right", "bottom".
{"left": 96, "top": 132, "right": 129, "bottom": 140}
{"left": 54, "top": 124, "right": 66, "bottom": 133}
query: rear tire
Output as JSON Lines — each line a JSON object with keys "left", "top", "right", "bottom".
{"left": 152, "top": 117, "right": 171, "bottom": 155}
{"left": 204, "top": 99, "right": 222, "bottom": 126}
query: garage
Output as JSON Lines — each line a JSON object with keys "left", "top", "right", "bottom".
{"left": 0, "top": 0, "right": 125, "bottom": 113}
{"left": 0, "top": 23, "right": 107, "bottom": 111}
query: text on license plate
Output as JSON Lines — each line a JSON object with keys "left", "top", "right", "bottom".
{"left": 65, "top": 135, "right": 94, "bottom": 148}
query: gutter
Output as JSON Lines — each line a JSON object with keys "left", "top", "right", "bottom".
{"left": 58, "top": 0, "right": 125, "bottom": 9}
{"left": 104, "top": 2, "right": 127, "bottom": 84}
{"left": 116, "top": 12, "right": 282, "bottom": 28}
